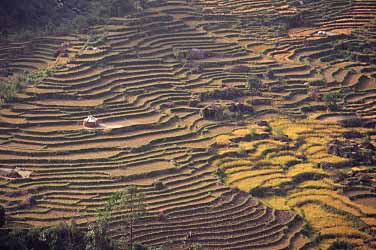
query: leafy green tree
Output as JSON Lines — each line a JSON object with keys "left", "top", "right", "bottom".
{"left": 86, "top": 219, "right": 117, "bottom": 250}
{"left": 323, "top": 92, "right": 339, "bottom": 111}
{"left": 132, "top": 242, "right": 146, "bottom": 250}
{"left": 1, "top": 222, "right": 86, "bottom": 250}
{"left": 246, "top": 76, "right": 261, "bottom": 95}
{"left": 192, "top": 243, "right": 204, "bottom": 250}
{"left": 108, "top": 186, "right": 146, "bottom": 250}
{"left": 215, "top": 168, "right": 226, "bottom": 184}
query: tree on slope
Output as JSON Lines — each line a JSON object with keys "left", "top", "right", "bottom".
{"left": 108, "top": 186, "right": 146, "bottom": 250}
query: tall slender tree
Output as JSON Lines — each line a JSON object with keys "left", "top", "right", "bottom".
{"left": 110, "top": 186, "right": 146, "bottom": 250}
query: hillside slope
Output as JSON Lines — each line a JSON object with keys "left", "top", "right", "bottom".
{"left": 0, "top": 0, "right": 376, "bottom": 249}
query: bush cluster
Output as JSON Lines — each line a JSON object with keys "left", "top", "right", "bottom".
{"left": 0, "top": 205, "right": 5, "bottom": 228}
{"left": 215, "top": 167, "right": 226, "bottom": 184}
{"left": 0, "top": 75, "right": 26, "bottom": 106}
{"left": 0, "top": 68, "right": 55, "bottom": 107}
{"left": 1, "top": 0, "right": 137, "bottom": 41}
{"left": 0, "top": 222, "right": 89, "bottom": 250}
{"left": 199, "top": 88, "right": 245, "bottom": 101}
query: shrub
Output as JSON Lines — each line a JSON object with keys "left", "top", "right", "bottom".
{"left": 310, "top": 79, "right": 326, "bottom": 86}
{"left": 71, "top": 15, "right": 89, "bottom": 31}
{"left": 133, "top": 242, "right": 146, "bottom": 250}
{"left": 328, "top": 240, "right": 354, "bottom": 250}
{"left": 323, "top": 92, "right": 339, "bottom": 111}
{"left": 340, "top": 117, "right": 362, "bottom": 128}
{"left": 301, "top": 222, "right": 313, "bottom": 237}
{"left": 192, "top": 243, "right": 204, "bottom": 250}
{"left": 86, "top": 220, "right": 118, "bottom": 250}
{"left": 0, "top": 75, "right": 26, "bottom": 106}
{"left": 246, "top": 76, "right": 262, "bottom": 94}
{"left": 272, "top": 127, "right": 285, "bottom": 137}
{"left": 0, "top": 229, "right": 26, "bottom": 250}
{"left": 104, "top": 186, "right": 146, "bottom": 249}
{"left": 199, "top": 88, "right": 244, "bottom": 101}
{"left": 343, "top": 130, "right": 362, "bottom": 139}
{"left": 26, "top": 68, "right": 54, "bottom": 85}
{"left": 229, "top": 65, "right": 251, "bottom": 73}
{"left": 295, "top": 136, "right": 306, "bottom": 148}
{"left": 292, "top": 172, "right": 327, "bottom": 184}
{"left": 238, "top": 147, "right": 247, "bottom": 156}
{"left": 283, "top": 160, "right": 301, "bottom": 170}
{"left": 147, "top": 246, "right": 165, "bottom": 250}
{"left": 1, "top": 68, "right": 56, "bottom": 107}
{"left": 301, "top": 105, "right": 327, "bottom": 113}
{"left": 215, "top": 168, "right": 226, "bottom": 184}
{"left": 277, "top": 10, "right": 311, "bottom": 28}
{"left": 153, "top": 181, "right": 164, "bottom": 190}
{"left": 0, "top": 205, "right": 5, "bottom": 228}
{"left": 249, "top": 127, "right": 257, "bottom": 137}
{"left": 250, "top": 186, "right": 268, "bottom": 197}
{"left": 4, "top": 0, "right": 135, "bottom": 42}
{"left": 0, "top": 219, "right": 120, "bottom": 250}
{"left": 19, "top": 196, "right": 37, "bottom": 209}
{"left": 266, "top": 69, "right": 275, "bottom": 79}
{"left": 131, "top": 144, "right": 152, "bottom": 152}
{"left": 8, "top": 29, "right": 36, "bottom": 41}
{"left": 7, "top": 222, "right": 87, "bottom": 250}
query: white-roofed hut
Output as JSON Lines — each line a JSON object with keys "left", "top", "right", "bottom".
{"left": 83, "top": 115, "right": 99, "bottom": 128}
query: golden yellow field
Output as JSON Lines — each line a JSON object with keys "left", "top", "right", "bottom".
{"left": 1, "top": 0, "right": 376, "bottom": 249}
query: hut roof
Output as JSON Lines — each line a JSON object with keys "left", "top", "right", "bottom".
{"left": 84, "top": 115, "right": 98, "bottom": 123}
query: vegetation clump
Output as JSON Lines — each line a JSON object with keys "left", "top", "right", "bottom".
{"left": 0, "top": 222, "right": 88, "bottom": 250}
{"left": 153, "top": 180, "right": 165, "bottom": 190}
{"left": 200, "top": 103, "right": 253, "bottom": 120}
{"left": 173, "top": 48, "right": 211, "bottom": 61}
{"left": 246, "top": 76, "right": 262, "bottom": 95}
{"left": 1, "top": 1, "right": 376, "bottom": 250}
{"left": 0, "top": 75, "right": 25, "bottom": 105}
{"left": 0, "top": 68, "right": 55, "bottom": 106}
{"left": 228, "top": 65, "right": 251, "bottom": 73}
{"left": 339, "top": 117, "right": 363, "bottom": 128}
{"left": 328, "top": 240, "right": 354, "bottom": 250}
{"left": 327, "top": 138, "right": 375, "bottom": 164}
{"left": 199, "top": 87, "right": 244, "bottom": 101}
{"left": 0, "top": 187, "right": 148, "bottom": 250}
{"left": 323, "top": 92, "right": 339, "bottom": 111}
{"left": 0, "top": 205, "right": 5, "bottom": 228}
{"left": 301, "top": 222, "right": 313, "bottom": 238}
{"left": 1, "top": 0, "right": 137, "bottom": 41}
{"left": 215, "top": 167, "right": 226, "bottom": 184}
{"left": 105, "top": 186, "right": 146, "bottom": 249}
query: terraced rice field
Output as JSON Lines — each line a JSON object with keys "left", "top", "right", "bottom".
{"left": 216, "top": 118, "right": 376, "bottom": 249}
{"left": 1, "top": 0, "right": 376, "bottom": 249}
